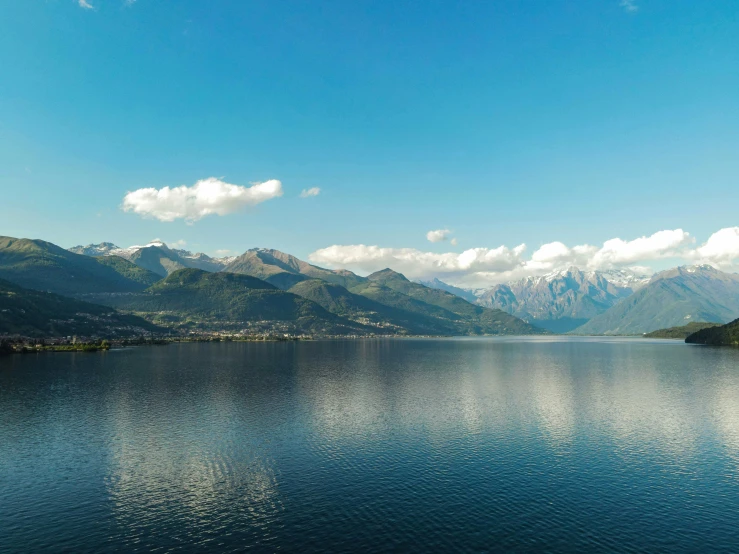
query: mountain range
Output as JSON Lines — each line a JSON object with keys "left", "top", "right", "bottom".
{"left": 1, "top": 237, "right": 541, "bottom": 338}
{"left": 218, "top": 250, "right": 538, "bottom": 335}
{"left": 0, "top": 236, "right": 161, "bottom": 295}
{"left": 420, "top": 265, "right": 739, "bottom": 335}
{"left": 87, "top": 269, "right": 371, "bottom": 336}
{"left": 69, "top": 241, "right": 234, "bottom": 276}
{"left": 3, "top": 236, "right": 739, "bottom": 338}
{"left": 484, "top": 270, "right": 631, "bottom": 332}
{"left": 424, "top": 267, "right": 648, "bottom": 333}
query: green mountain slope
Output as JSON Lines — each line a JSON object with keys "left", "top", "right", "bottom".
{"left": 92, "top": 256, "right": 162, "bottom": 287}
{"left": 686, "top": 318, "right": 739, "bottom": 346}
{"left": 361, "top": 269, "right": 544, "bottom": 335}
{"left": 91, "top": 269, "right": 370, "bottom": 335}
{"left": 290, "top": 279, "right": 460, "bottom": 334}
{"left": 0, "top": 278, "right": 159, "bottom": 337}
{"left": 0, "top": 236, "right": 162, "bottom": 295}
{"left": 223, "top": 249, "right": 368, "bottom": 290}
{"left": 124, "top": 245, "right": 191, "bottom": 276}
{"left": 643, "top": 322, "right": 722, "bottom": 339}
{"left": 573, "top": 265, "right": 739, "bottom": 335}
{"left": 222, "top": 250, "right": 540, "bottom": 335}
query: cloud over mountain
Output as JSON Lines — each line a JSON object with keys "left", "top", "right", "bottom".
{"left": 309, "top": 244, "right": 527, "bottom": 282}
{"left": 309, "top": 228, "right": 734, "bottom": 287}
{"left": 590, "top": 229, "right": 691, "bottom": 267}
{"left": 690, "top": 227, "right": 739, "bottom": 267}
{"left": 122, "top": 177, "right": 283, "bottom": 223}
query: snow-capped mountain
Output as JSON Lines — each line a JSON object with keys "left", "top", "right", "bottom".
{"left": 69, "top": 241, "right": 235, "bottom": 277}
{"left": 539, "top": 266, "right": 650, "bottom": 289}
{"left": 69, "top": 242, "right": 124, "bottom": 257}
{"left": 423, "top": 267, "right": 650, "bottom": 333}
{"left": 477, "top": 267, "right": 640, "bottom": 332}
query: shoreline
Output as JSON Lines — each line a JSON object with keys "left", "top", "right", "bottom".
{"left": 1, "top": 333, "right": 701, "bottom": 356}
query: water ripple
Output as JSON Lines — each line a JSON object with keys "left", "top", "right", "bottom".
{"left": 2, "top": 339, "right": 739, "bottom": 552}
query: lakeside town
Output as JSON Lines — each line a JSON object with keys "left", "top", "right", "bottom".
{"left": 0, "top": 330, "right": 441, "bottom": 355}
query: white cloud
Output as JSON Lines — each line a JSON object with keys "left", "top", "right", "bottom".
{"left": 308, "top": 228, "right": 710, "bottom": 288}
{"left": 78, "top": 0, "right": 94, "bottom": 9}
{"left": 520, "top": 230, "right": 691, "bottom": 275}
{"left": 309, "top": 244, "right": 528, "bottom": 283}
{"left": 122, "top": 177, "right": 283, "bottom": 223}
{"left": 690, "top": 227, "right": 739, "bottom": 268}
{"left": 170, "top": 239, "right": 187, "bottom": 249}
{"left": 426, "top": 229, "right": 452, "bottom": 243}
{"left": 450, "top": 238, "right": 458, "bottom": 246}
{"left": 620, "top": 0, "right": 638, "bottom": 12}
{"left": 588, "top": 229, "right": 692, "bottom": 268}
{"left": 300, "top": 187, "right": 321, "bottom": 198}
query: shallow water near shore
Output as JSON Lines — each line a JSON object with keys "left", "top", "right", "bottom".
{"left": 2, "top": 337, "right": 739, "bottom": 552}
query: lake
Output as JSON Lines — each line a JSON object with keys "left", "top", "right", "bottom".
{"left": 2, "top": 337, "right": 739, "bottom": 552}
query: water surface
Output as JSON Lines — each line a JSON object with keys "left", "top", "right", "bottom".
{"left": 2, "top": 337, "right": 739, "bottom": 552}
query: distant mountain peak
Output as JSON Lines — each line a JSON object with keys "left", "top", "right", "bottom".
{"left": 651, "top": 263, "right": 720, "bottom": 282}
{"left": 684, "top": 263, "right": 718, "bottom": 273}
{"left": 470, "top": 265, "right": 651, "bottom": 332}
{"left": 543, "top": 266, "right": 583, "bottom": 282}
{"left": 417, "top": 277, "right": 478, "bottom": 303}
{"left": 537, "top": 266, "right": 651, "bottom": 289}
{"left": 68, "top": 241, "right": 233, "bottom": 276}
{"left": 368, "top": 268, "right": 409, "bottom": 282}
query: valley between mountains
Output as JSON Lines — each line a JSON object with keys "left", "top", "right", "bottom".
{"left": 2, "top": 236, "right": 739, "bottom": 342}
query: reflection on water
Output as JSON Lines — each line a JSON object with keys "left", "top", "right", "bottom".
{"left": 2, "top": 338, "right": 739, "bottom": 552}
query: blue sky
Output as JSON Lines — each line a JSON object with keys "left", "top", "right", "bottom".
{"left": 1, "top": 0, "right": 738, "bottom": 284}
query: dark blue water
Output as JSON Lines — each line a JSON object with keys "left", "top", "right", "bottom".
{"left": 2, "top": 337, "right": 739, "bottom": 552}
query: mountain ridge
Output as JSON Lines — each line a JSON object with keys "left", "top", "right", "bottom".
{"left": 574, "top": 265, "right": 739, "bottom": 335}
{"left": 468, "top": 267, "right": 640, "bottom": 332}
{"left": 0, "top": 237, "right": 163, "bottom": 295}
{"left": 70, "top": 241, "right": 234, "bottom": 276}
{"left": 89, "top": 268, "right": 373, "bottom": 336}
